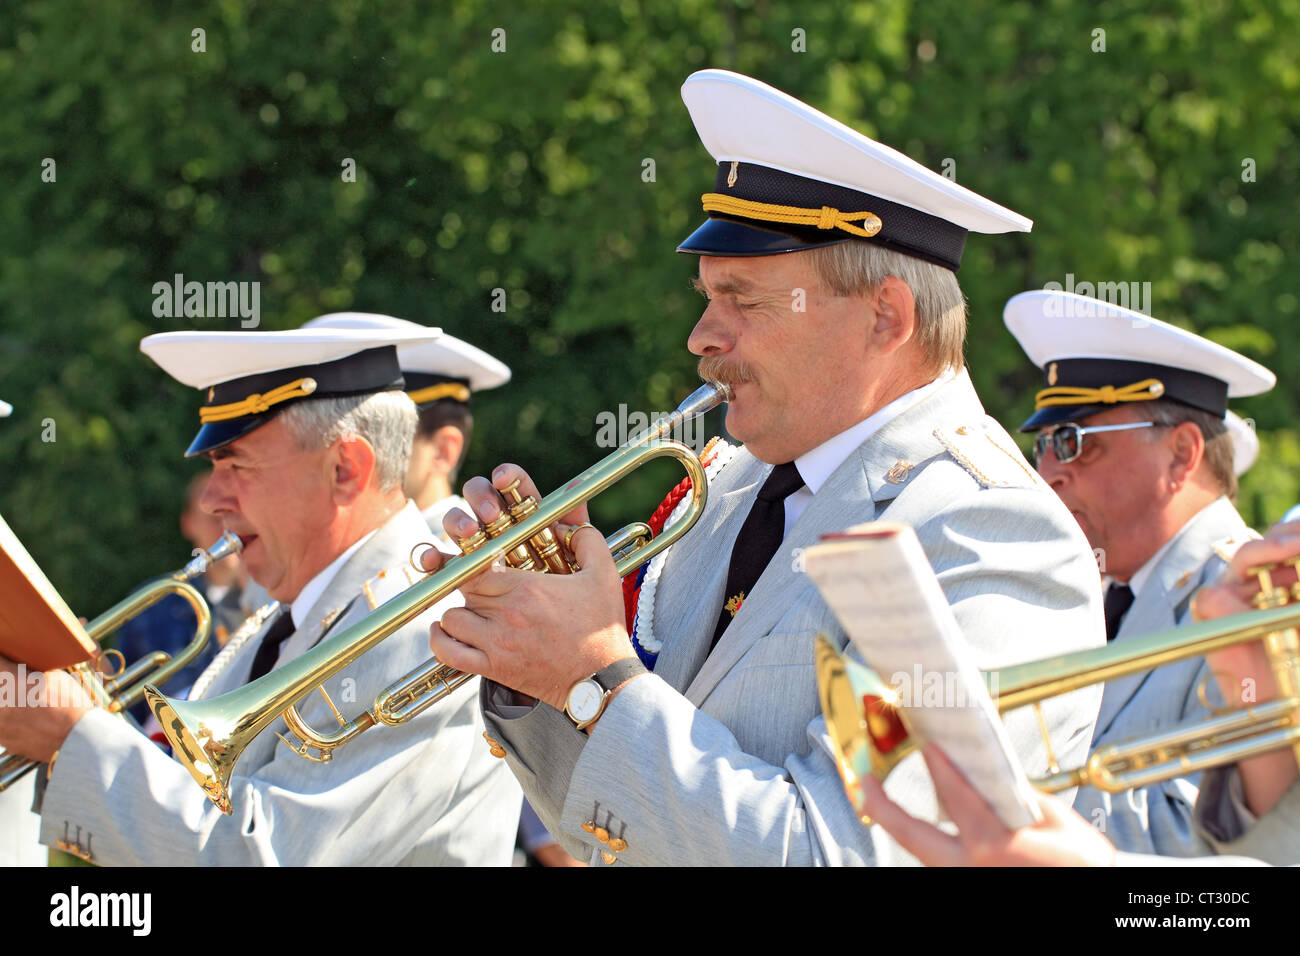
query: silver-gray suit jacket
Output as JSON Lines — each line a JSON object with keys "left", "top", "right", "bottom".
{"left": 37, "top": 502, "right": 521, "bottom": 865}
{"left": 481, "top": 370, "right": 1106, "bottom": 866}
{"left": 1193, "top": 766, "right": 1300, "bottom": 865}
{"left": 1072, "top": 496, "right": 1255, "bottom": 857}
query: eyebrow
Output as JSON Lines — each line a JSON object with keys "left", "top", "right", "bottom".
{"left": 691, "top": 275, "right": 759, "bottom": 297}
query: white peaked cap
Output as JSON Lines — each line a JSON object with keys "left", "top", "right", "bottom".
{"left": 1005, "top": 290, "right": 1276, "bottom": 397}
{"left": 1226, "top": 410, "right": 1259, "bottom": 477}
{"left": 302, "top": 313, "right": 510, "bottom": 392}
{"left": 140, "top": 326, "right": 442, "bottom": 390}
{"left": 681, "top": 69, "right": 1032, "bottom": 235}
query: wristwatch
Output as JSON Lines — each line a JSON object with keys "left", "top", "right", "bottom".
{"left": 564, "top": 657, "right": 646, "bottom": 731}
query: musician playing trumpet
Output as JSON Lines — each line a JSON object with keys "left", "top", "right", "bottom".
{"left": 0, "top": 325, "right": 520, "bottom": 866}
{"left": 416, "top": 70, "right": 1108, "bottom": 867}
{"left": 1002, "top": 289, "right": 1276, "bottom": 856}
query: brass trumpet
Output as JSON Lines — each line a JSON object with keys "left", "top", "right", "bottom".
{"left": 0, "top": 531, "right": 242, "bottom": 792}
{"left": 816, "top": 561, "right": 1300, "bottom": 822}
{"left": 146, "top": 382, "right": 731, "bottom": 814}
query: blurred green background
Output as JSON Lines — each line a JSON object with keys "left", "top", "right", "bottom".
{"left": 1, "top": 0, "right": 1297, "bottom": 613}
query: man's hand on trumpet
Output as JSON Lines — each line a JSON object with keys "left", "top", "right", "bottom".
{"left": 0, "top": 654, "right": 96, "bottom": 762}
{"left": 1193, "top": 520, "right": 1300, "bottom": 816}
{"left": 419, "top": 464, "right": 640, "bottom": 718}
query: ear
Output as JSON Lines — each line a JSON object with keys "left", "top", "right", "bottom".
{"left": 330, "top": 433, "right": 379, "bottom": 503}
{"left": 867, "top": 275, "right": 917, "bottom": 356}
{"left": 1166, "top": 421, "right": 1205, "bottom": 490}
{"left": 429, "top": 425, "right": 465, "bottom": 477}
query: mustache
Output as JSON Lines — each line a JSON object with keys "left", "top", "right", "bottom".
{"left": 697, "top": 356, "right": 756, "bottom": 386}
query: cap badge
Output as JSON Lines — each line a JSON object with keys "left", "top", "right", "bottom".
{"left": 1047, "top": 363, "right": 1058, "bottom": 386}
{"left": 727, "top": 161, "right": 739, "bottom": 188}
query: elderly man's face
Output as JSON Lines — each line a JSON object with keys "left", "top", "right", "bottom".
{"left": 1034, "top": 405, "right": 1168, "bottom": 579}
{"left": 688, "top": 251, "right": 872, "bottom": 464}
{"left": 201, "top": 417, "right": 336, "bottom": 602}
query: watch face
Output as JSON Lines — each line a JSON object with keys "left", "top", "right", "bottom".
{"left": 567, "top": 679, "right": 604, "bottom": 722}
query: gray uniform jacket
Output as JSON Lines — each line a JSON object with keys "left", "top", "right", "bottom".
{"left": 1194, "top": 766, "right": 1300, "bottom": 866}
{"left": 1072, "top": 497, "right": 1255, "bottom": 857}
{"left": 481, "top": 370, "right": 1106, "bottom": 866}
{"left": 37, "top": 502, "right": 521, "bottom": 866}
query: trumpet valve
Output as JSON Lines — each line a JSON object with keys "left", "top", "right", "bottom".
{"left": 456, "top": 528, "right": 490, "bottom": 554}
{"left": 502, "top": 480, "right": 567, "bottom": 572}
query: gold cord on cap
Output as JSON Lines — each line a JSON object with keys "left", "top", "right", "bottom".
{"left": 1034, "top": 378, "right": 1165, "bottom": 411}
{"left": 700, "top": 193, "right": 882, "bottom": 238}
{"left": 406, "top": 383, "right": 471, "bottom": 405}
{"left": 199, "top": 377, "right": 318, "bottom": 422}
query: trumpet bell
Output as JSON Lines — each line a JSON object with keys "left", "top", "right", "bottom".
{"left": 143, "top": 686, "right": 246, "bottom": 815}
{"left": 816, "top": 635, "right": 915, "bottom": 822}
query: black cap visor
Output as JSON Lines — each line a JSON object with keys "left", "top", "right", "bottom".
{"left": 677, "top": 216, "right": 853, "bottom": 257}
{"left": 186, "top": 411, "right": 280, "bottom": 457}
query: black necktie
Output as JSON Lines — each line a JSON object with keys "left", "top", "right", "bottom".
{"left": 711, "top": 462, "right": 806, "bottom": 649}
{"left": 1103, "top": 583, "right": 1135, "bottom": 643}
{"left": 247, "top": 608, "right": 296, "bottom": 682}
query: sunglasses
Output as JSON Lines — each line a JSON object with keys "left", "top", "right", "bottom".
{"left": 1033, "top": 421, "right": 1159, "bottom": 465}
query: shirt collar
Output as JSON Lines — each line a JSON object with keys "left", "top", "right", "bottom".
{"left": 289, "top": 528, "right": 378, "bottom": 630}
{"left": 793, "top": 367, "right": 955, "bottom": 493}
{"left": 421, "top": 495, "right": 470, "bottom": 551}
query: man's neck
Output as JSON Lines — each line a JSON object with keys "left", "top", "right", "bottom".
{"left": 780, "top": 364, "right": 940, "bottom": 463}
{"left": 1114, "top": 486, "right": 1221, "bottom": 583}
{"left": 276, "top": 490, "right": 406, "bottom": 603}
{"left": 414, "top": 475, "right": 454, "bottom": 512}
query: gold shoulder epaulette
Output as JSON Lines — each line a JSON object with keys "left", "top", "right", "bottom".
{"left": 1211, "top": 530, "right": 1261, "bottom": 565}
{"left": 932, "top": 423, "right": 1043, "bottom": 490}
{"left": 360, "top": 564, "right": 425, "bottom": 611}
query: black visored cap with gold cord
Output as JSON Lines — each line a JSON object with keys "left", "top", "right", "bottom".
{"left": 675, "top": 69, "right": 1032, "bottom": 269}
{"left": 1004, "top": 289, "right": 1276, "bottom": 432}
{"left": 140, "top": 327, "right": 442, "bottom": 457}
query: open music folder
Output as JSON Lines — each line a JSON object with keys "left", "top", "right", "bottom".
{"left": 804, "top": 520, "right": 1041, "bottom": 829}
{"left": 0, "top": 513, "right": 97, "bottom": 671}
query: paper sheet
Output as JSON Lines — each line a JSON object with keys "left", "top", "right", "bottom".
{"left": 805, "top": 520, "right": 1041, "bottom": 829}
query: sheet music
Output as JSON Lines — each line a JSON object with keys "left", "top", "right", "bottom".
{"left": 805, "top": 520, "right": 1040, "bottom": 829}
{"left": 0, "top": 512, "right": 97, "bottom": 670}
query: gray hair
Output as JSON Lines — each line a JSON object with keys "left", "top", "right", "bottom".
{"left": 809, "top": 242, "right": 968, "bottom": 377}
{"left": 278, "top": 391, "right": 417, "bottom": 492}
{"left": 1141, "top": 398, "right": 1237, "bottom": 500}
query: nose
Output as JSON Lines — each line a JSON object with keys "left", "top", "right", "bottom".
{"left": 1034, "top": 443, "right": 1069, "bottom": 492}
{"left": 686, "top": 300, "right": 735, "bottom": 358}
{"left": 200, "top": 467, "right": 234, "bottom": 516}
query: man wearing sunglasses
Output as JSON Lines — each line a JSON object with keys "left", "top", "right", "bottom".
{"left": 1004, "top": 288, "right": 1275, "bottom": 857}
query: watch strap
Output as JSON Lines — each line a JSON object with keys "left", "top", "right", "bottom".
{"left": 592, "top": 656, "right": 647, "bottom": 693}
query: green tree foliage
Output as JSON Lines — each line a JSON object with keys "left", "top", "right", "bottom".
{"left": 1, "top": 0, "right": 1297, "bottom": 610}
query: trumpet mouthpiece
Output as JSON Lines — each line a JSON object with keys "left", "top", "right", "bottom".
{"left": 675, "top": 381, "right": 732, "bottom": 420}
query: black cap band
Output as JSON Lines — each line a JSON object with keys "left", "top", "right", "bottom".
{"left": 677, "top": 162, "right": 969, "bottom": 270}
{"left": 1019, "top": 358, "right": 1229, "bottom": 432}
{"left": 187, "top": 346, "right": 404, "bottom": 456}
